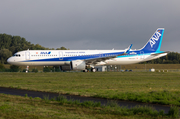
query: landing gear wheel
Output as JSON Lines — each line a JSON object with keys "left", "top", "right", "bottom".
{"left": 91, "top": 68, "right": 96, "bottom": 72}
{"left": 26, "top": 66, "right": 29, "bottom": 73}
{"left": 83, "top": 69, "right": 88, "bottom": 72}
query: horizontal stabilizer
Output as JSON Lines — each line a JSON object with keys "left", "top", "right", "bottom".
{"left": 151, "top": 51, "right": 170, "bottom": 56}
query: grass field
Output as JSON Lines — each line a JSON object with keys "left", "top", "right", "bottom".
{"left": 0, "top": 72, "right": 180, "bottom": 106}
{"left": 0, "top": 93, "right": 178, "bottom": 119}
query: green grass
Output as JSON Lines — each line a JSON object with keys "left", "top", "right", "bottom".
{"left": 0, "top": 72, "right": 180, "bottom": 106}
{"left": 0, "top": 93, "right": 178, "bottom": 118}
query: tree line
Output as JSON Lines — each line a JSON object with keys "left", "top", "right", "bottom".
{"left": 0, "top": 33, "right": 180, "bottom": 64}
{"left": 0, "top": 33, "right": 68, "bottom": 64}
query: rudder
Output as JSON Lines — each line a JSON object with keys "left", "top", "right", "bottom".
{"left": 141, "top": 28, "right": 164, "bottom": 52}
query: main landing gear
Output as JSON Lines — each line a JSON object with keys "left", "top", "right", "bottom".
{"left": 91, "top": 68, "right": 96, "bottom": 72}
{"left": 83, "top": 69, "right": 88, "bottom": 72}
{"left": 83, "top": 67, "right": 96, "bottom": 72}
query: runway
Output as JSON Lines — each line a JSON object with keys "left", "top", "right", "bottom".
{"left": 0, "top": 87, "right": 171, "bottom": 114}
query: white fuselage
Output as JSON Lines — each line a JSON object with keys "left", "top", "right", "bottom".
{"left": 7, "top": 50, "right": 167, "bottom": 66}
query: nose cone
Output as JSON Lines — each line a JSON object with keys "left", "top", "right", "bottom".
{"left": 7, "top": 57, "right": 13, "bottom": 64}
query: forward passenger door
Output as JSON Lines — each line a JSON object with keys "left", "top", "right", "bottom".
{"left": 25, "top": 52, "right": 30, "bottom": 60}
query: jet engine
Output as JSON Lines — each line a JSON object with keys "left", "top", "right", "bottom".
{"left": 71, "top": 60, "right": 86, "bottom": 70}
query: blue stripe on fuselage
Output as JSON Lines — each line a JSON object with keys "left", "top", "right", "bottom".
{"left": 22, "top": 52, "right": 123, "bottom": 62}
{"left": 22, "top": 50, "right": 158, "bottom": 62}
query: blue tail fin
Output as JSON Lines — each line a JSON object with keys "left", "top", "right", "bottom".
{"left": 141, "top": 28, "right": 164, "bottom": 52}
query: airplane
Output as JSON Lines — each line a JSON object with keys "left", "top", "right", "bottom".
{"left": 7, "top": 28, "right": 169, "bottom": 72}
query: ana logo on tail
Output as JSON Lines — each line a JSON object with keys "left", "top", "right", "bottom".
{"left": 149, "top": 31, "right": 161, "bottom": 48}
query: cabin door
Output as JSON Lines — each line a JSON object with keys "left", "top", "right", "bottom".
{"left": 99, "top": 53, "right": 103, "bottom": 58}
{"left": 25, "top": 52, "right": 30, "bottom": 60}
{"left": 59, "top": 52, "right": 63, "bottom": 60}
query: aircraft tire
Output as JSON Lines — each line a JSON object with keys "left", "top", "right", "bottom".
{"left": 83, "top": 69, "right": 88, "bottom": 72}
{"left": 91, "top": 68, "right": 96, "bottom": 72}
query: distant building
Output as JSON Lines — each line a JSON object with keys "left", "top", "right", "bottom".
{"left": 95, "top": 66, "right": 107, "bottom": 72}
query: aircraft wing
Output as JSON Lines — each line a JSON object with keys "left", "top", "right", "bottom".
{"left": 85, "top": 44, "right": 133, "bottom": 65}
{"left": 85, "top": 55, "right": 117, "bottom": 65}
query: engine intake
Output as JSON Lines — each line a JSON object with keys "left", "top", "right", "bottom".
{"left": 71, "top": 60, "right": 86, "bottom": 70}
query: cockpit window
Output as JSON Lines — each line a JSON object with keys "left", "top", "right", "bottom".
{"left": 13, "top": 54, "right": 21, "bottom": 57}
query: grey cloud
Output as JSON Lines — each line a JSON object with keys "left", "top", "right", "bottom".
{"left": 0, "top": 0, "right": 180, "bottom": 52}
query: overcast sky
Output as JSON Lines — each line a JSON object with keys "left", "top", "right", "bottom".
{"left": 0, "top": 0, "right": 180, "bottom": 52}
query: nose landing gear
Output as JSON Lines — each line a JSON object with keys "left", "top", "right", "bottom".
{"left": 26, "top": 66, "right": 29, "bottom": 73}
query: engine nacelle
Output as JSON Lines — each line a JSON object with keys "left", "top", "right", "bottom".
{"left": 71, "top": 60, "right": 86, "bottom": 70}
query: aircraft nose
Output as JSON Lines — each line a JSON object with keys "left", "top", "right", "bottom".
{"left": 7, "top": 57, "right": 13, "bottom": 64}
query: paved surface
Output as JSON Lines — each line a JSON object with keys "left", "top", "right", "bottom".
{"left": 0, "top": 87, "right": 171, "bottom": 113}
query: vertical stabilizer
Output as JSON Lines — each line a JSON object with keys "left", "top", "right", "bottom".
{"left": 141, "top": 28, "right": 164, "bottom": 52}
